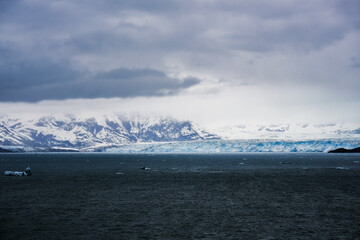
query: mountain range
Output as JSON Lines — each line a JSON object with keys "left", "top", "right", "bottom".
{"left": 0, "top": 113, "right": 359, "bottom": 152}
{"left": 0, "top": 114, "right": 219, "bottom": 151}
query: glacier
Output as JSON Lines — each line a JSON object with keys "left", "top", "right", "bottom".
{"left": 103, "top": 139, "right": 360, "bottom": 153}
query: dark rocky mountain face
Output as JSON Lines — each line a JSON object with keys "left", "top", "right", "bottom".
{"left": 328, "top": 147, "right": 360, "bottom": 153}
{"left": 0, "top": 114, "right": 219, "bottom": 150}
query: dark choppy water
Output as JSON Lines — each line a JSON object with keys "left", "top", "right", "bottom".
{"left": 1, "top": 153, "right": 360, "bottom": 239}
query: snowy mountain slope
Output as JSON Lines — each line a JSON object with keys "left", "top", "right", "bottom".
{"left": 0, "top": 114, "right": 219, "bottom": 149}
{"left": 210, "top": 123, "right": 360, "bottom": 140}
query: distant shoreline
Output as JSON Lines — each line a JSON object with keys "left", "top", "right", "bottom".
{"left": 328, "top": 147, "right": 360, "bottom": 153}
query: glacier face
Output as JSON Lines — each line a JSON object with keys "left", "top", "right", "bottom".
{"left": 0, "top": 114, "right": 219, "bottom": 150}
{"left": 104, "top": 139, "right": 360, "bottom": 153}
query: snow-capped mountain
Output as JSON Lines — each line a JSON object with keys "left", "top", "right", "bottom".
{"left": 209, "top": 123, "right": 360, "bottom": 140}
{"left": 0, "top": 114, "right": 219, "bottom": 150}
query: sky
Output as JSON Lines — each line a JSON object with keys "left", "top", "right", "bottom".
{"left": 0, "top": 0, "right": 359, "bottom": 128}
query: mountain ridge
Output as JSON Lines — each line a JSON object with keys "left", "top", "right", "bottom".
{"left": 0, "top": 114, "right": 219, "bottom": 150}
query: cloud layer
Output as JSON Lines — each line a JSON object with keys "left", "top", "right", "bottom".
{"left": 0, "top": 0, "right": 359, "bottom": 125}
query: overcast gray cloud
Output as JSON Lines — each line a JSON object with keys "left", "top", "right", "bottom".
{"left": 0, "top": 0, "right": 359, "bottom": 125}
{"left": 1, "top": 1, "right": 358, "bottom": 61}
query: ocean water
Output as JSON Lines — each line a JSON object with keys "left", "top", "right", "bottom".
{"left": 1, "top": 153, "right": 360, "bottom": 239}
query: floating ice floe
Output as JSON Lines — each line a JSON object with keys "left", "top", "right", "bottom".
{"left": 5, "top": 167, "right": 32, "bottom": 176}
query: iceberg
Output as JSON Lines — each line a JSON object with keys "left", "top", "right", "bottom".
{"left": 5, "top": 167, "right": 32, "bottom": 176}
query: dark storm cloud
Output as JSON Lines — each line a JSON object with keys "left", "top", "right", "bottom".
{"left": 0, "top": 60, "right": 79, "bottom": 90}
{"left": 0, "top": 61, "right": 200, "bottom": 102}
{"left": 94, "top": 68, "right": 200, "bottom": 97}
